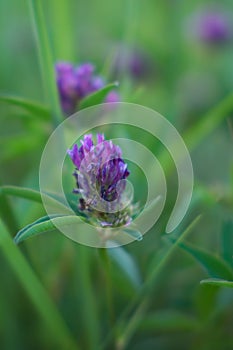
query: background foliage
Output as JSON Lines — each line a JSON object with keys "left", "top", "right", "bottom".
{"left": 0, "top": 0, "right": 233, "bottom": 349}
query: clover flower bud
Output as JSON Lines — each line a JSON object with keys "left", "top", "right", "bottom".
{"left": 68, "top": 134, "right": 132, "bottom": 227}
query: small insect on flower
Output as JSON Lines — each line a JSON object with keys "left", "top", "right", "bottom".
{"left": 68, "top": 134, "right": 133, "bottom": 228}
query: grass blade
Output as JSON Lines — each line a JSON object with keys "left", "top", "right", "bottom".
{"left": 0, "top": 186, "right": 71, "bottom": 213}
{"left": 29, "top": 0, "right": 63, "bottom": 125}
{"left": 171, "top": 240, "right": 233, "bottom": 280}
{"left": 160, "top": 93, "right": 233, "bottom": 174}
{"left": 0, "top": 186, "right": 42, "bottom": 202}
{"left": 184, "top": 93, "right": 233, "bottom": 151}
{"left": 0, "top": 94, "right": 50, "bottom": 119}
{"left": 0, "top": 219, "right": 78, "bottom": 350}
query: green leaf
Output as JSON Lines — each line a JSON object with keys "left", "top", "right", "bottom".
{"left": 107, "top": 244, "right": 141, "bottom": 288}
{"left": 171, "top": 239, "right": 233, "bottom": 280}
{"left": 200, "top": 278, "right": 233, "bottom": 288}
{"left": 14, "top": 214, "right": 63, "bottom": 243}
{"left": 0, "top": 94, "right": 50, "bottom": 119}
{"left": 0, "top": 186, "right": 70, "bottom": 211}
{"left": 122, "top": 228, "right": 143, "bottom": 241}
{"left": 194, "top": 281, "right": 219, "bottom": 320}
{"left": 220, "top": 221, "right": 233, "bottom": 268}
{"left": 79, "top": 82, "right": 119, "bottom": 110}
{"left": 138, "top": 310, "right": 199, "bottom": 332}
{"left": 14, "top": 215, "right": 83, "bottom": 244}
{"left": 0, "top": 185, "right": 42, "bottom": 202}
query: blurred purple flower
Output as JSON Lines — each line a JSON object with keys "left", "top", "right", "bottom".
{"left": 112, "top": 47, "right": 152, "bottom": 80}
{"left": 55, "top": 62, "right": 78, "bottom": 114}
{"left": 68, "top": 134, "right": 132, "bottom": 227}
{"left": 105, "top": 90, "right": 120, "bottom": 103}
{"left": 192, "top": 10, "right": 232, "bottom": 44}
{"left": 55, "top": 61, "right": 119, "bottom": 115}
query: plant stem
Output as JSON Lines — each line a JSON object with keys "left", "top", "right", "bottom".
{"left": 29, "top": 0, "right": 63, "bottom": 126}
{"left": 99, "top": 248, "right": 115, "bottom": 326}
{"left": 75, "top": 245, "right": 100, "bottom": 350}
{"left": 116, "top": 300, "right": 148, "bottom": 350}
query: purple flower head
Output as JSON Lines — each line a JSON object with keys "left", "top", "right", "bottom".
{"left": 75, "top": 63, "right": 105, "bottom": 98}
{"left": 68, "top": 134, "right": 132, "bottom": 227}
{"left": 192, "top": 10, "right": 232, "bottom": 44}
{"left": 55, "top": 61, "right": 119, "bottom": 115}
